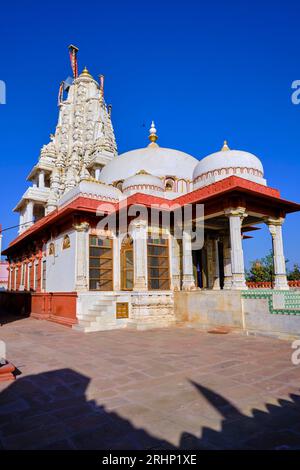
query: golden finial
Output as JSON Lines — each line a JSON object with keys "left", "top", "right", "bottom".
{"left": 148, "top": 121, "right": 158, "bottom": 145}
{"left": 80, "top": 66, "right": 92, "bottom": 78}
{"left": 221, "top": 140, "right": 230, "bottom": 151}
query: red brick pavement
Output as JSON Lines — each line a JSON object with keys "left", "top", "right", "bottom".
{"left": 0, "top": 318, "right": 300, "bottom": 450}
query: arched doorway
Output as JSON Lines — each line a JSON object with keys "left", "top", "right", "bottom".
{"left": 121, "top": 235, "right": 134, "bottom": 290}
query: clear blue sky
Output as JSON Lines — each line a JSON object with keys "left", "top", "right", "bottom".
{"left": 0, "top": 0, "right": 300, "bottom": 268}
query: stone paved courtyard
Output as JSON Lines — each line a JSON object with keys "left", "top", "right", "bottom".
{"left": 0, "top": 317, "right": 300, "bottom": 450}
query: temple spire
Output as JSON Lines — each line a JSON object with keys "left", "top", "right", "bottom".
{"left": 148, "top": 121, "right": 158, "bottom": 146}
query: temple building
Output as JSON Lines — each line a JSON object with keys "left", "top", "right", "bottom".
{"left": 3, "top": 46, "right": 300, "bottom": 331}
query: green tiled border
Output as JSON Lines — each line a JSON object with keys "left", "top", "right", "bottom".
{"left": 241, "top": 289, "right": 300, "bottom": 316}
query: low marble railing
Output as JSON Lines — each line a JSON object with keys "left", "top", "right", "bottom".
{"left": 246, "top": 280, "right": 300, "bottom": 289}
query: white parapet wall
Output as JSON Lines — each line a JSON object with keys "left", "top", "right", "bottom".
{"left": 242, "top": 290, "right": 300, "bottom": 340}
{"left": 174, "top": 289, "right": 300, "bottom": 340}
{"left": 174, "top": 290, "right": 243, "bottom": 329}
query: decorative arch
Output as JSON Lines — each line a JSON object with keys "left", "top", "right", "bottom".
{"left": 165, "top": 177, "right": 175, "bottom": 192}
{"left": 114, "top": 180, "right": 124, "bottom": 191}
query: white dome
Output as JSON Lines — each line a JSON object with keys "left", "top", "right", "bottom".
{"left": 122, "top": 172, "right": 164, "bottom": 194}
{"left": 193, "top": 146, "right": 266, "bottom": 189}
{"left": 100, "top": 144, "right": 198, "bottom": 184}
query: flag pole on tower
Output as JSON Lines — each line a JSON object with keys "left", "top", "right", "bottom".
{"left": 99, "top": 74, "right": 104, "bottom": 102}
{"left": 68, "top": 44, "right": 79, "bottom": 79}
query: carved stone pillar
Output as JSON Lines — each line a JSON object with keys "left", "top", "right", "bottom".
{"left": 19, "top": 212, "right": 24, "bottom": 234}
{"left": 113, "top": 232, "right": 121, "bottom": 291}
{"left": 25, "top": 201, "right": 34, "bottom": 227}
{"left": 182, "top": 230, "right": 196, "bottom": 290}
{"left": 8, "top": 266, "right": 11, "bottom": 291}
{"left": 95, "top": 168, "right": 101, "bottom": 180}
{"left": 130, "top": 219, "right": 148, "bottom": 291}
{"left": 73, "top": 222, "right": 90, "bottom": 291}
{"left": 206, "top": 237, "right": 214, "bottom": 288}
{"left": 38, "top": 170, "right": 45, "bottom": 189}
{"left": 225, "top": 207, "right": 247, "bottom": 290}
{"left": 212, "top": 238, "right": 220, "bottom": 290}
{"left": 171, "top": 234, "right": 181, "bottom": 291}
{"left": 265, "top": 217, "right": 289, "bottom": 290}
{"left": 223, "top": 233, "right": 232, "bottom": 290}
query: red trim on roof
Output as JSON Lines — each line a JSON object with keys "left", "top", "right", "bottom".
{"left": 3, "top": 176, "right": 300, "bottom": 256}
{"left": 175, "top": 176, "right": 281, "bottom": 204}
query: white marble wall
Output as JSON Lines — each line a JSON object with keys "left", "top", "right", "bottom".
{"left": 46, "top": 230, "right": 76, "bottom": 292}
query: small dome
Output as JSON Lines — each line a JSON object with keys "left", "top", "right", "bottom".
{"left": 122, "top": 171, "right": 164, "bottom": 195}
{"left": 100, "top": 123, "right": 198, "bottom": 184}
{"left": 193, "top": 142, "right": 266, "bottom": 189}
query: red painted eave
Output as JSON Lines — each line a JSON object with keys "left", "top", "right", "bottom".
{"left": 2, "top": 196, "right": 117, "bottom": 255}
{"left": 3, "top": 176, "right": 300, "bottom": 256}
{"left": 175, "top": 176, "right": 300, "bottom": 212}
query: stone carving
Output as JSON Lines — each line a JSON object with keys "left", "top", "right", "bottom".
{"left": 62, "top": 235, "right": 71, "bottom": 250}
{"left": 19, "top": 67, "right": 118, "bottom": 221}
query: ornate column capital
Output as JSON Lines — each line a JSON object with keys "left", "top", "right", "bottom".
{"left": 264, "top": 217, "right": 285, "bottom": 240}
{"left": 264, "top": 217, "right": 285, "bottom": 227}
{"left": 130, "top": 218, "right": 148, "bottom": 230}
{"left": 224, "top": 207, "right": 248, "bottom": 219}
{"left": 73, "top": 221, "right": 90, "bottom": 232}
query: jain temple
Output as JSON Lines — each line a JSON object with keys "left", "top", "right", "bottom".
{"left": 3, "top": 46, "right": 300, "bottom": 335}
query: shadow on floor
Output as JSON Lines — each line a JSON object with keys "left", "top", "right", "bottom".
{"left": 0, "top": 369, "right": 300, "bottom": 450}
{"left": 0, "top": 310, "right": 30, "bottom": 327}
{"left": 0, "top": 292, "right": 31, "bottom": 326}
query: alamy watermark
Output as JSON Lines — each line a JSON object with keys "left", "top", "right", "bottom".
{"left": 0, "top": 80, "right": 6, "bottom": 104}
{"left": 291, "top": 80, "right": 300, "bottom": 104}
{"left": 291, "top": 340, "right": 300, "bottom": 365}
{"left": 95, "top": 201, "right": 205, "bottom": 250}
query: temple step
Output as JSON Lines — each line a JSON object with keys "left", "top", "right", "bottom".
{"left": 74, "top": 295, "right": 121, "bottom": 332}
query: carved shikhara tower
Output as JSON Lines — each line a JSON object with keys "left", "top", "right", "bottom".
{"left": 15, "top": 50, "right": 117, "bottom": 232}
